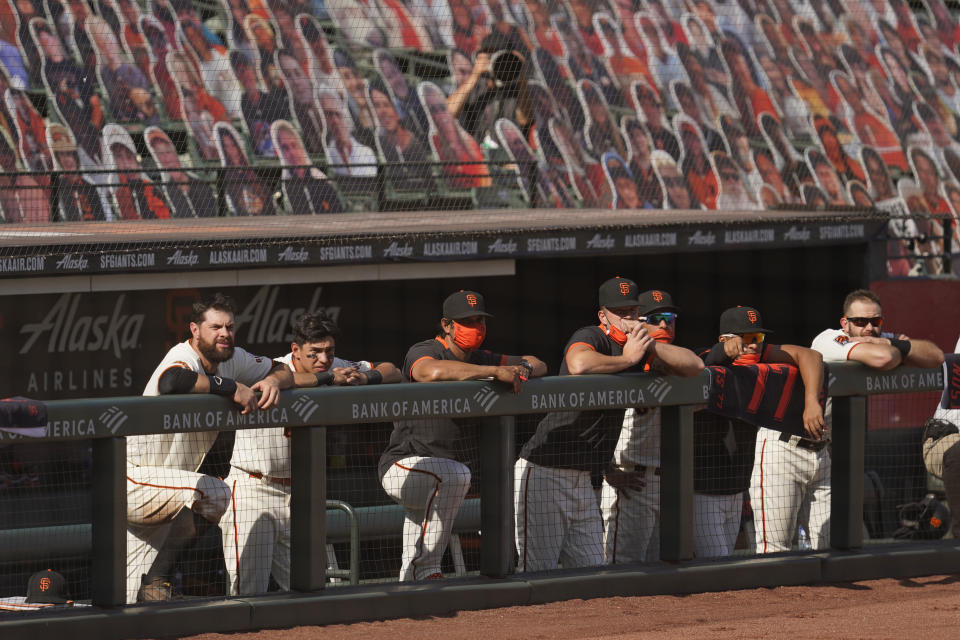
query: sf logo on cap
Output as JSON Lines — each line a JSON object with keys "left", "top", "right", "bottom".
{"left": 466, "top": 294, "right": 478, "bottom": 306}
{"left": 747, "top": 310, "right": 758, "bottom": 323}
{"left": 652, "top": 291, "right": 663, "bottom": 302}
{"left": 40, "top": 577, "right": 51, "bottom": 591}
{"left": 619, "top": 282, "right": 631, "bottom": 295}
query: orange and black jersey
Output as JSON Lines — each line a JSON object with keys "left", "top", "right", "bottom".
{"left": 402, "top": 336, "right": 506, "bottom": 381}
{"left": 520, "top": 326, "right": 650, "bottom": 480}
{"left": 378, "top": 337, "right": 506, "bottom": 478}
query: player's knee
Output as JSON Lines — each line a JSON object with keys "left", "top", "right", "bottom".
{"left": 194, "top": 475, "right": 232, "bottom": 522}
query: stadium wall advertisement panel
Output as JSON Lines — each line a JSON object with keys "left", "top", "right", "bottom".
{"left": 0, "top": 220, "right": 880, "bottom": 278}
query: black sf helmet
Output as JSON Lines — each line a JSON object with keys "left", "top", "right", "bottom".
{"left": 893, "top": 493, "right": 951, "bottom": 540}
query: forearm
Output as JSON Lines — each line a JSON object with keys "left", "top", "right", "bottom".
{"left": 371, "top": 362, "right": 402, "bottom": 384}
{"left": 795, "top": 350, "right": 824, "bottom": 405}
{"left": 904, "top": 339, "right": 946, "bottom": 368}
{"left": 565, "top": 350, "right": 639, "bottom": 375}
{"left": 264, "top": 365, "right": 294, "bottom": 390}
{"left": 503, "top": 354, "right": 548, "bottom": 377}
{"left": 446, "top": 71, "right": 482, "bottom": 118}
{"left": 848, "top": 342, "right": 901, "bottom": 370}
{"left": 650, "top": 343, "right": 705, "bottom": 377}
{"left": 412, "top": 359, "right": 500, "bottom": 382}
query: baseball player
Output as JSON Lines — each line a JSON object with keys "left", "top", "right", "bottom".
{"left": 222, "top": 312, "right": 400, "bottom": 595}
{"left": 600, "top": 289, "right": 684, "bottom": 565}
{"left": 516, "top": 277, "right": 703, "bottom": 572}
{"left": 922, "top": 334, "right": 960, "bottom": 538}
{"left": 126, "top": 293, "right": 293, "bottom": 603}
{"left": 697, "top": 305, "right": 825, "bottom": 558}
{"left": 380, "top": 290, "right": 547, "bottom": 581}
{"left": 749, "top": 289, "right": 946, "bottom": 552}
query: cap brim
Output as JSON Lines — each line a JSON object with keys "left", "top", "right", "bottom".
{"left": 640, "top": 304, "right": 680, "bottom": 314}
{"left": 446, "top": 311, "right": 494, "bottom": 320}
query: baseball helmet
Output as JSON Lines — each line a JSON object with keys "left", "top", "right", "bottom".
{"left": 893, "top": 493, "right": 951, "bottom": 540}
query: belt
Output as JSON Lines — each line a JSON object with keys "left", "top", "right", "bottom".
{"left": 779, "top": 432, "right": 829, "bottom": 453}
{"left": 616, "top": 464, "right": 661, "bottom": 475}
{"left": 249, "top": 473, "right": 292, "bottom": 486}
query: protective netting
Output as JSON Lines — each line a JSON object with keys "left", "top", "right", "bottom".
{"left": 0, "top": 0, "right": 954, "bottom": 273}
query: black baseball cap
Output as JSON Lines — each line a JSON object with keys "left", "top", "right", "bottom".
{"left": 25, "top": 569, "right": 69, "bottom": 604}
{"left": 719, "top": 306, "right": 774, "bottom": 335}
{"left": 599, "top": 276, "right": 642, "bottom": 308}
{"left": 637, "top": 289, "right": 679, "bottom": 315}
{"left": 442, "top": 290, "right": 493, "bottom": 320}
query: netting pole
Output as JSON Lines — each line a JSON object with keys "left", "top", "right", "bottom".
{"left": 660, "top": 405, "right": 695, "bottom": 562}
{"left": 91, "top": 436, "right": 126, "bottom": 607}
{"left": 831, "top": 396, "right": 866, "bottom": 550}
{"left": 291, "top": 426, "right": 327, "bottom": 591}
{"left": 479, "top": 415, "right": 515, "bottom": 578}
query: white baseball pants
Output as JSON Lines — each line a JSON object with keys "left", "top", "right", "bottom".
{"left": 693, "top": 492, "right": 743, "bottom": 558}
{"left": 600, "top": 470, "right": 660, "bottom": 564}
{"left": 125, "top": 465, "right": 231, "bottom": 603}
{"left": 751, "top": 427, "right": 831, "bottom": 553}
{"left": 221, "top": 471, "right": 291, "bottom": 595}
{"left": 381, "top": 456, "right": 471, "bottom": 581}
{"left": 514, "top": 457, "right": 604, "bottom": 572}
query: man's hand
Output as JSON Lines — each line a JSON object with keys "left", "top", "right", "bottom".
{"left": 622, "top": 324, "right": 653, "bottom": 366}
{"left": 604, "top": 468, "right": 646, "bottom": 498}
{"left": 331, "top": 366, "right": 362, "bottom": 386}
{"left": 473, "top": 52, "right": 491, "bottom": 79}
{"left": 493, "top": 365, "right": 528, "bottom": 393}
{"left": 802, "top": 402, "right": 825, "bottom": 440}
{"left": 251, "top": 377, "right": 282, "bottom": 409}
{"left": 233, "top": 382, "right": 259, "bottom": 414}
{"left": 723, "top": 335, "right": 745, "bottom": 359}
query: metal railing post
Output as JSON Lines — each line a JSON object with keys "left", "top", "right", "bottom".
{"left": 830, "top": 396, "right": 866, "bottom": 550}
{"left": 291, "top": 426, "right": 327, "bottom": 591}
{"left": 91, "top": 436, "right": 126, "bottom": 606}
{"left": 479, "top": 415, "right": 515, "bottom": 578}
{"left": 660, "top": 405, "right": 695, "bottom": 562}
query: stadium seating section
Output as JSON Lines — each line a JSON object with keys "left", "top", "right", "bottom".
{"left": 0, "top": 0, "right": 957, "bottom": 244}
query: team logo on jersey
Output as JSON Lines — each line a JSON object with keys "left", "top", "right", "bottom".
{"left": 747, "top": 310, "right": 758, "bottom": 323}
{"left": 834, "top": 334, "right": 849, "bottom": 345}
{"left": 619, "top": 282, "right": 631, "bottom": 295}
{"left": 473, "top": 385, "right": 500, "bottom": 413}
{"left": 466, "top": 294, "right": 478, "bottom": 307}
{"left": 99, "top": 406, "right": 129, "bottom": 435}
{"left": 646, "top": 377, "right": 672, "bottom": 403}
{"left": 291, "top": 395, "right": 320, "bottom": 423}
{"left": 652, "top": 290, "right": 663, "bottom": 302}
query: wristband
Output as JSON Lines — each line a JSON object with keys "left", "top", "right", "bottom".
{"left": 315, "top": 372, "right": 334, "bottom": 386}
{"left": 365, "top": 370, "right": 383, "bottom": 385}
{"left": 890, "top": 338, "right": 911, "bottom": 361}
{"left": 520, "top": 359, "right": 534, "bottom": 376}
{"left": 208, "top": 375, "right": 237, "bottom": 397}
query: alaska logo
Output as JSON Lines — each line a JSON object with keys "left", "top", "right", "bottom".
{"left": 166, "top": 250, "right": 200, "bottom": 266}
{"left": 277, "top": 246, "right": 310, "bottom": 263}
{"left": 56, "top": 254, "right": 89, "bottom": 270}
{"left": 586, "top": 233, "right": 615, "bottom": 249}
{"left": 383, "top": 242, "right": 414, "bottom": 258}
{"left": 487, "top": 238, "right": 518, "bottom": 253}
{"left": 687, "top": 230, "right": 716, "bottom": 246}
{"left": 473, "top": 385, "right": 499, "bottom": 413}
{"left": 783, "top": 226, "right": 811, "bottom": 242}
{"left": 291, "top": 395, "right": 320, "bottom": 423}
{"left": 99, "top": 406, "right": 129, "bottom": 434}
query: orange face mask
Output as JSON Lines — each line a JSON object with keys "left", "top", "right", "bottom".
{"left": 733, "top": 352, "right": 762, "bottom": 366}
{"left": 649, "top": 328, "right": 673, "bottom": 343}
{"left": 453, "top": 321, "right": 486, "bottom": 351}
{"left": 604, "top": 323, "right": 629, "bottom": 346}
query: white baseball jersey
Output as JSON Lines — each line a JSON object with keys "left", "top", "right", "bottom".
{"left": 128, "top": 340, "right": 274, "bottom": 471}
{"left": 230, "top": 354, "right": 371, "bottom": 478}
{"left": 811, "top": 328, "right": 897, "bottom": 362}
{"left": 612, "top": 407, "right": 662, "bottom": 468}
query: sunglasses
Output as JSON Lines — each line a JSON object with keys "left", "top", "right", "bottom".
{"left": 740, "top": 332, "right": 766, "bottom": 345}
{"left": 644, "top": 312, "right": 677, "bottom": 325}
{"left": 846, "top": 316, "right": 883, "bottom": 327}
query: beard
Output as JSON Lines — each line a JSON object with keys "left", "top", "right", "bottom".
{"left": 196, "top": 333, "right": 235, "bottom": 363}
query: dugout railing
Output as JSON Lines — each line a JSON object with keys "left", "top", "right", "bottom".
{"left": 0, "top": 361, "right": 956, "bottom": 639}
